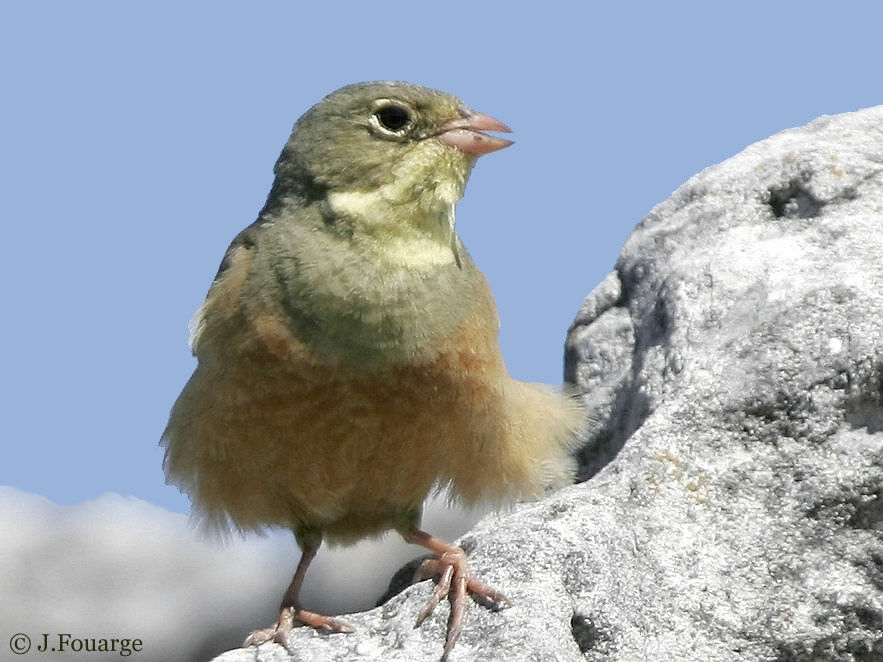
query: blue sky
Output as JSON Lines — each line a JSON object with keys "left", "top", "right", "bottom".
{"left": 2, "top": 1, "right": 880, "bottom": 521}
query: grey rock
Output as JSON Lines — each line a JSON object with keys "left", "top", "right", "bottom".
{"left": 568, "top": 106, "right": 883, "bottom": 661}
{"left": 212, "top": 107, "right": 883, "bottom": 662}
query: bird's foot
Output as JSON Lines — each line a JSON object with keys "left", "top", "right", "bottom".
{"left": 243, "top": 606, "right": 354, "bottom": 651}
{"left": 412, "top": 546, "right": 511, "bottom": 660}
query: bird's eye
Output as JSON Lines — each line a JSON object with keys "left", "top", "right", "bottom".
{"left": 374, "top": 104, "right": 411, "bottom": 132}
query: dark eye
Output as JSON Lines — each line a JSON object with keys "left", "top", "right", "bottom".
{"left": 374, "top": 104, "right": 411, "bottom": 132}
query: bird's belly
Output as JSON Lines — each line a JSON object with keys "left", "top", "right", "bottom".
{"left": 165, "top": 347, "right": 496, "bottom": 542}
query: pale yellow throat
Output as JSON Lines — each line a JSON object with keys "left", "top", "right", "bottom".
{"left": 327, "top": 147, "right": 468, "bottom": 270}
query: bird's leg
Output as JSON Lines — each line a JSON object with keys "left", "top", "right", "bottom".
{"left": 401, "top": 526, "right": 511, "bottom": 659}
{"left": 243, "top": 534, "right": 354, "bottom": 651}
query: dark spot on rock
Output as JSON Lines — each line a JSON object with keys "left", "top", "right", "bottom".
{"left": 847, "top": 487, "right": 883, "bottom": 531}
{"left": 844, "top": 365, "right": 883, "bottom": 433}
{"left": 853, "top": 604, "right": 883, "bottom": 630}
{"left": 375, "top": 554, "right": 432, "bottom": 606}
{"left": 563, "top": 342, "right": 580, "bottom": 385}
{"left": 570, "top": 612, "right": 610, "bottom": 654}
{"left": 861, "top": 552, "right": 883, "bottom": 590}
{"left": 649, "top": 296, "right": 671, "bottom": 345}
{"left": 768, "top": 179, "right": 823, "bottom": 219}
{"left": 576, "top": 388, "right": 650, "bottom": 482}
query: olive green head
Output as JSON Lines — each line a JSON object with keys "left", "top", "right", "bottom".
{"left": 273, "top": 81, "right": 513, "bottom": 196}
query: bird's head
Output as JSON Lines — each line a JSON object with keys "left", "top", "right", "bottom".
{"left": 272, "top": 81, "right": 511, "bottom": 212}
{"left": 267, "top": 82, "right": 512, "bottom": 270}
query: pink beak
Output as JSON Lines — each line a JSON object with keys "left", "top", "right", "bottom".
{"left": 435, "top": 106, "right": 514, "bottom": 156}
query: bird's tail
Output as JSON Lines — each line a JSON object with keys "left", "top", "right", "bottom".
{"left": 443, "top": 380, "right": 587, "bottom": 507}
{"left": 503, "top": 381, "right": 586, "bottom": 496}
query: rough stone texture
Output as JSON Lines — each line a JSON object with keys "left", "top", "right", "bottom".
{"left": 213, "top": 107, "right": 883, "bottom": 662}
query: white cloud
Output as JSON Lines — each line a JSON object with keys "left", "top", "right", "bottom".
{"left": 0, "top": 487, "right": 485, "bottom": 661}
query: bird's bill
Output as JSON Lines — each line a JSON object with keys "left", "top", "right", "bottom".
{"left": 435, "top": 108, "right": 514, "bottom": 156}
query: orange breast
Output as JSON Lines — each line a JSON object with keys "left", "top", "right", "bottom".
{"left": 164, "top": 301, "right": 508, "bottom": 543}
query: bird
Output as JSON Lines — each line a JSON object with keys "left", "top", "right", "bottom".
{"left": 161, "top": 81, "right": 584, "bottom": 660}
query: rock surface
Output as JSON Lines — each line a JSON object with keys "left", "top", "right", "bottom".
{"left": 213, "top": 107, "right": 883, "bottom": 661}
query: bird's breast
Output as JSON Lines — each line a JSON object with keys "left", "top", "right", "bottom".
{"left": 263, "top": 218, "right": 486, "bottom": 371}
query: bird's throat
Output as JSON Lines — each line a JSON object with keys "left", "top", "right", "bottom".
{"left": 326, "top": 188, "right": 459, "bottom": 270}
{"left": 325, "top": 145, "right": 470, "bottom": 271}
